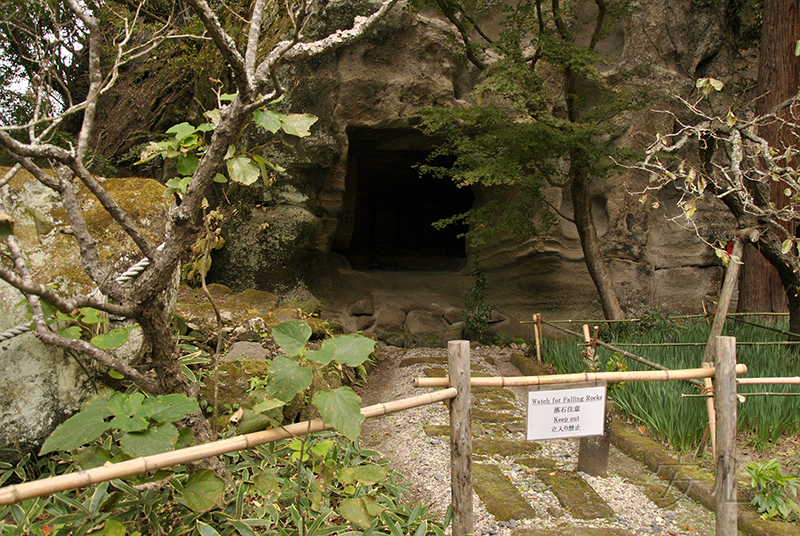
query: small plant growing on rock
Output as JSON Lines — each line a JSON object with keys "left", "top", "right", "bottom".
{"left": 463, "top": 262, "right": 493, "bottom": 342}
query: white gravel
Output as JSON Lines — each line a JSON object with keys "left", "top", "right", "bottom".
{"left": 358, "top": 346, "right": 717, "bottom": 536}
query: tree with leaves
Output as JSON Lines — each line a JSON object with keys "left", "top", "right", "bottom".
{"left": 409, "top": 0, "right": 649, "bottom": 320}
{"left": 0, "top": 0, "right": 399, "bottom": 460}
{"left": 633, "top": 80, "right": 800, "bottom": 345}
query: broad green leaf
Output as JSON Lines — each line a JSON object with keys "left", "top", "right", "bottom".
{"left": 80, "top": 307, "right": 107, "bottom": 324}
{"left": 253, "top": 470, "right": 281, "bottom": 496}
{"left": 339, "top": 497, "right": 372, "bottom": 529}
{"left": 144, "top": 393, "right": 199, "bottom": 423}
{"left": 204, "top": 109, "right": 220, "bottom": 126}
{"left": 253, "top": 109, "right": 282, "bottom": 133}
{"left": 220, "top": 93, "right": 237, "bottom": 101}
{"left": 183, "top": 470, "right": 226, "bottom": 513}
{"left": 119, "top": 423, "right": 179, "bottom": 458}
{"left": 281, "top": 113, "right": 318, "bottom": 138}
{"left": 177, "top": 154, "right": 199, "bottom": 176}
{"left": 40, "top": 391, "right": 114, "bottom": 454}
{"left": 109, "top": 392, "right": 145, "bottom": 417}
{"left": 310, "top": 439, "right": 334, "bottom": 458}
{"left": 312, "top": 387, "right": 364, "bottom": 441}
{"left": 725, "top": 109, "right": 737, "bottom": 127}
{"left": 307, "top": 335, "right": 375, "bottom": 366}
{"left": 196, "top": 521, "right": 222, "bottom": 536}
{"left": 109, "top": 414, "right": 149, "bottom": 433}
{"left": 267, "top": 356, "right": 312, "bottom": 403}
{"left": 272, "top": 320, "right": 311, "bottom": 356}
{"left": 74, "top": 446, "right": 112, "bottom": 470}
{"left": 338, "top": 464, "right": 387, "bottom": 486}
{"left": 166, "top": 122, "right": 196, "bottom": 141}
{"left": 782, "top": 239, "right": 794, "bottom": 255}
{"left": 59, "top": 325, "right": 82, "bottom": 339}
{"left": 213, "top": 173, "right": 228, "bottom": 183}
{"left": 227, "top": 156, "right": 260, "bottom": 186}
{"left": 251, "top": 397, "right": 285, "bottom": 414}
{"left": 225, "top": 519, "right": 258, "bottom": 536}
{"left": 103, "top": 519, "right": 126, "bottom": 536}
{"left": 175, "top": 427, "right": 195, "bottom": 450}
{"left": 91, "top": 328, "right": 130, "bottom": 349}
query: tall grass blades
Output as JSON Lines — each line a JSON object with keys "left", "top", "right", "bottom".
{"left": 542, "top": 316, "right": 800, "bottom": 452}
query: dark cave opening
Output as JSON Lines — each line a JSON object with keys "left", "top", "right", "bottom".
{"left": 334, "top": 128, "right": 474, "bottom": 271}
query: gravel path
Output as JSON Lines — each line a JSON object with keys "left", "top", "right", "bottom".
{"left": 356, "top": 345, "right": 717, "bottom": 536}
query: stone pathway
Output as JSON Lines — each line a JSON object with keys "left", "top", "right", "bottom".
{"left": 358, "top": 346, "right": 800, "bottom": 536}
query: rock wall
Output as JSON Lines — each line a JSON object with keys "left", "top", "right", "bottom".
{"left": 208, "top": 0, "right": 752, "bottom": 327}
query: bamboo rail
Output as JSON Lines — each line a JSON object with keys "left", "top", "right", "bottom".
{"left": 0, "top": 388, "right": 458, "bottom": 506}
{"left": 737, "top": 376, "right": 800, "bottom": 385}
{"left": 413, "top": 364, "right": 748, "bottom": 388}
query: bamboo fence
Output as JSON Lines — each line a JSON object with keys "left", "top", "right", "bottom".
{"left": 0, "top": 388, "right": 457, "bottom": 506}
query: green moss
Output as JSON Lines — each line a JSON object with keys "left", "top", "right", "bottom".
{"left": 537, "top": 470, "right": 614, "bottom": 520}
{"left": 473, "top": 463, "right": 536, "bottom": 521}
{"left": 473, "top": 438, "right": 540, "bottom": 457}
{"left": 517, "top": 456, "right": 557, "bottom": 470}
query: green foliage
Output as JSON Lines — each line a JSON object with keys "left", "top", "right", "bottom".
{"left": 544, "top": 317, "right": 800, "bottom": 452}
{"left": 39, "top": 390, "right": 199, "bottom": 457}
{"left": 742, "top": 458, "right": 800, "bottom": 520}
{"left": 136, "top": 100, "right": 317, "bottom": 196}
{"left": 462, "top": 263, "right": 493, "bottom": 341}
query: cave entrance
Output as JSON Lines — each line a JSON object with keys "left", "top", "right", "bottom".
{"left": 335, "top": 127, "right": 474, "bottom": 271}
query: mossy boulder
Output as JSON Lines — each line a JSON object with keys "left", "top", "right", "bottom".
{"left": 473, "top": 463, "right": 536, "bottom": 521}
{"left": 537, "top": 469, "right": 614, "bottom": 520}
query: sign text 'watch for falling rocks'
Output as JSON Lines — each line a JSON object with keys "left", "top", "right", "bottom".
{"left": 526, "top": 384, "right": 607, "bottom": 441}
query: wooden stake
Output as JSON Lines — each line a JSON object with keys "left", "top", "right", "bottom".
{"left": 715, "top": 336, "right": 738, "bottom": 536}
{"left": 448, "top": 340, "right": 473, "bottom": 536}
{"left": 0, "top": 389, "right": 458, "bottom": 505}
{"left": 414, "top": 364, "right": 748, "bottom": 388}
{"left": 703, "top": 362, "right": 716, "bottom": 457}
{"left": 533, "top": 313, "right": 543, "bottom": 363}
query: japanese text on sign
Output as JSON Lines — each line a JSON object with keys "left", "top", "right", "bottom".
{"left": 526, "top": 385, "right": 606, "bottom": 440}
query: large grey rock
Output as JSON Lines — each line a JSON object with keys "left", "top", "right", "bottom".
{"left": 404, "top": 309, "right": 448, "bottom": 348}
{"left": 0, "top": 172, "right": 172, "bottom": 462}
{"left": 373, "top": 307, "right": 407, "bottom": 347}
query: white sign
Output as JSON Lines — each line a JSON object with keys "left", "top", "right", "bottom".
{"left": 526, "top": 384, "right": 606, "bottom": 441}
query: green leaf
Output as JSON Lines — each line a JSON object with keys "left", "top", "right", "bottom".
{"left": 196, "top": 521, "right": 222, "bottom": 536}
{"left": 281, "top": 113, "right": 318, "bottom": 138}
{"left": 119, "top": 423, "right": 179, "bottom": 458}
{"left": 144, "top": 393, "right": 199, "bottom": 423}
{"left": 795, "top": 40, "right": 800, "bottom": 56}
{"left": 91, "top": 328, "right": 130, "bottom": 349}
{"left": 213, "top": 173, "right": 228, "bottom": 183}
{"left": 339, "top": 464, "right": 387, "bottom": 486}
{"left": 225, "top": 519, "right": 258, "bottom": 536}
{"left": 782, "top": 239, "right": 794, "bottom": 255}
{"left": 103, "top": 519, "right": 127, "bottom": 536}
{"left": 253, "top": 470, "right": 281, "bottom": 496}
{"left": 59, "top": 325, "right": 82, "bottom": 339}
{"left": 227, "top": 156, "right": 261, "bottom": 186}
{"left": 80, "top": 307, "right": 107, "bottom": 324}
{"left": 253, "top": 109, "right": 283, "bottom": 133}
{"left": 339, "top": 497, "right": 372, "bottom": 529}
{"left": 267, "top": 356, "right": 312, "bottom": 403}
{"left": 312, "top": 387, "right": 364, "bottom": 441}
{"left": 74, "top": 446, "right": 112, "bottom": 470}
{"left": 166, "top": 122, "right": 196, "bottom": 141}
{"left": 307, "top": 335, "right": 375, "bottom": 366}
{"left": 251, "top": 397, "right": 285, "bottom": 414}
{"left": 109, "top": 392, "right": 144, "bottom": 417}
{"left": 220, "top": 93, "right": 237, "bottom": 102}
{"left": 272, "top": 320, "right": 311, "bottom": 356}
{"left": 40, "top": 391, "right": 114, "bottom": 454}
{"left": 177, "top": 154, "right": 199, "bottom": 176}
{"left": 175, "top": 427, "right": 195, "bottom": 450}
{"left": 182, "top": 470, "right": 226, "bottom": 513}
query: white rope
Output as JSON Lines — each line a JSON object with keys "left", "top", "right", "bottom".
{"left": 0, "top": 243, "right": 166, "bottom": 341}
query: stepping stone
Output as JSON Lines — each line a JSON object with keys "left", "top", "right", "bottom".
{"left": 516, "top": 456, "right": 557, "bottom": 470}
{"left": 537, "top": 469, "right": 614, "bottom": 520}
{"left": 473, "top": 463, "right": 536, "bottom": 521}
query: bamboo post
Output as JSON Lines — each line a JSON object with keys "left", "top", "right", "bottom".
{"left": 448, "top": 340, "right": 473, "bottom": 536}
{"left": 714, "top": 336, "right": 738, "bottom": 535}
{"left": 0, "top": 389, "right": 458, "bottom": 506}
{"left": 703, "top": 362, "right": 716, "bottom": 457}
{"left": 414, "top": 364, "right": 748, "bottom": 388}
{"left": 533, "top": 313, "right": 543, "bottom": 363}
{"left": 702, "top": 238, "right": 746, "bottom": 458}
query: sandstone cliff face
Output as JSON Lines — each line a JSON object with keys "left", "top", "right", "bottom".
{"left": 208, "top": 0, "right": 751, "bottom": 327}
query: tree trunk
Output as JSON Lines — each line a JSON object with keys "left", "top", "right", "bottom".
{"left": 738, "top": 0, "right": 800, "bottom": 315}
{"left": 570, "top": 168, "right": 625, "bottom": 321}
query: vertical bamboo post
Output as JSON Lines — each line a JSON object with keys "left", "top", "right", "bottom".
{"left": 448, "top": 340, "right": 473, "bottom": 536}
{"left": 702, "top": 239, "right": 745, "bottom": 458}
{"left": 533, "top": 313, "right": 543, "bottom": 363}
{"left": 702, "top": 362, "right": 716, "bottom": 457}
{"left": 714, "top": 336, "right": 738, "bottom": 536}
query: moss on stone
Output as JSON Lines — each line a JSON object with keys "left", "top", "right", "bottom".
{"left": 473, "top": 463, "right": 536, "bottom": 521}
{"left": 537, "top": 469, "right": 614, "bottom": 520}
{"left": 517, "top": 456, "right": 557, "bottom": 470}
